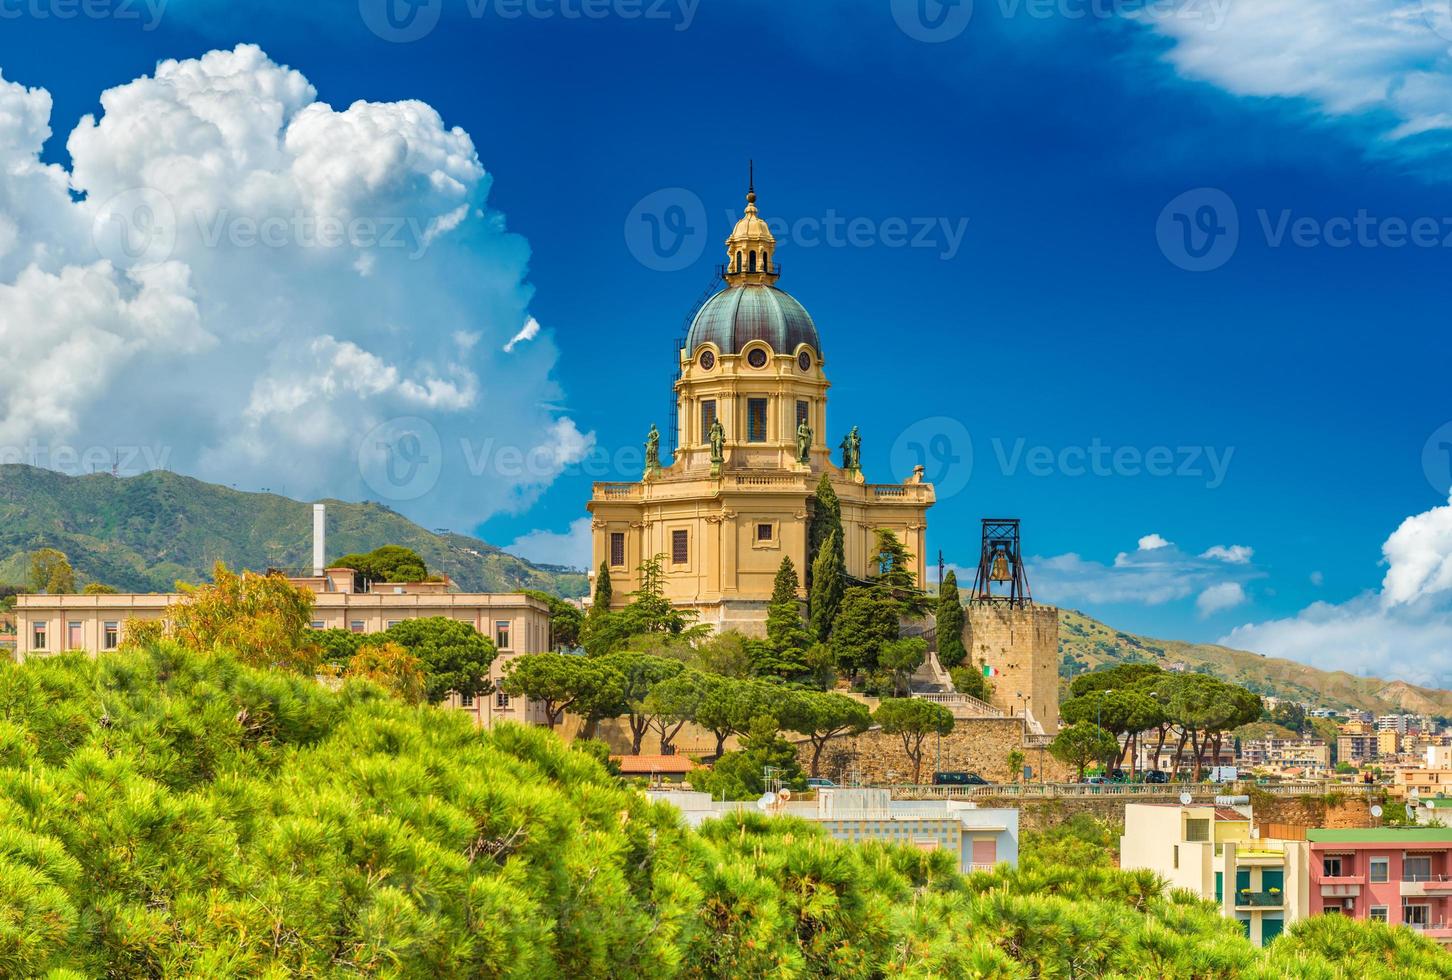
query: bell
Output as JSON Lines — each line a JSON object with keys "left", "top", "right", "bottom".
{"left": 989, "top": 549, "right": 1012, "bottom": 583}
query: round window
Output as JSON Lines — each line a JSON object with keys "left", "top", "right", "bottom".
{"left": 699, "top": 350, "right": 715, "bottom": 370}
{"left": 797, "top": 350, "right": 812, "bottom": 372}
{"left": 747, "top": 348, "right": 769, "bottom": 368}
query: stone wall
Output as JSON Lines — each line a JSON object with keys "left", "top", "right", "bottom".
{"left": 1251, "top": 790, "right": 1380, "bottom": 831}
{"left": 964, "top": 604, "right": 1061, "bottom": 734}
{"left": 794, "top": 717, "right": 1076, "bottom": 783}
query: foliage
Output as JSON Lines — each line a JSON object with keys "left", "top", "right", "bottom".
{"left": 81, "top": 582, "right": 119, "bottom": 595}
{"left": 331, "top": 544, "right": 430, "bottom": 583}
{"left": 592, "top": 561, "right": 613, "bottom": 611}
{"left": 761, "top": 557, "right": 814, "bottom": 682}
{"left": 879, "top": 637, "right": 927, "bottom": 697}
{"left": 375, "top": 617, "right": 497, "bottom": 704}
{"left": 868, "top": 529, "right": 927, "bottom": 616}
{"left": 1050, "top": 721, "right": 1121, "bottom": 780}
{"left": 120, "top": 617, "right": 165, "bottom": 647}
{"left": 500, "top": 652, "right": 623, "bottom": 728}
{"left": 1006, "top": 749, "right": 1025, "bottom": 783}
{"left": 28, "top": 547, "right": 74, "bottom": 594}
{"left": 694, "top": 717, "right": 806, "bottom": 801}
{"left": 523, "top": 589, "right": 584, "bottom": 650}
{"left": 0, "top": 644, "right": 1440, "bottom": 978}
{"left": 949, "top": 664, "right": 993, "bottom": 703}
{"left": 686, "top": 630, "right": 754, "bottom": 679}
{"left": 935, "top": 569, "right": 966, "bottom": 669}
{"left": 597, "top": 651, "right": 685, "bottom": 753}
{"left": 582, "top": 555, "right": 707, "bottom": 657}
{"left": 339, "top": 640, "right": 426, "bottom": 704}
{"left": 829, "top": 586, "right": 901, "bottom": 680}
{"left": 807, "top": 474, "right": 842, "bottom": 575}
{"left": 786, "top": 690, "right": 871, "bottom": 777}
{"left": 873, "top": 698, "right": 954, "bottom": 783}
{"left": 171, "top": 562, "right": 319, "bottom": 673}
{"left": 808, "top": 529, "right": 846, "bottom": 643}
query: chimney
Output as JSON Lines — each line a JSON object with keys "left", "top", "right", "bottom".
{"left": 313, "top": 504, "right": 326, "bottom": 577}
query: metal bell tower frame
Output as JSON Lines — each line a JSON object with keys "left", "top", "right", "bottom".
{"left": 970, "top": 518, "right": 1033, "bottom": 607}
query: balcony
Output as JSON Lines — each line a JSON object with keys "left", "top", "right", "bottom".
{"left": 1234, "top": 891, "right": 1284, "bottom": 909}
{"left": 1400, "top": 873, "right": 1452, "bottom": 898}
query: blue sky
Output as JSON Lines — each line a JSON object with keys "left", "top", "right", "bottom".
{"left": 3, "top": 0, "right": 1452, "bottom": 682}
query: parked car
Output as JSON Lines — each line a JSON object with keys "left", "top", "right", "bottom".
{"left": 1083, "top": 775, "right": 1109, "bottom": 785}
{"left": 933, "top": 771, "right": 989, "bottom": 786}
{"left": 1143, "top": 770, "right": 1170, "bottom": 784}
{"left": 805, "top": 777, "right": 838, "bottom": 789}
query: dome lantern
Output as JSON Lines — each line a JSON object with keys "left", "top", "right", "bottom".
{"left": 723, "top": 161, "right": 780, "bottom": 285}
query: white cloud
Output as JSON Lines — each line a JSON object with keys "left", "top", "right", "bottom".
{"left": 506, "top": 517, "right": 592, "bottom": 570}
{"left": 1224, "top": 493, "right": 1452, "bottom": 687}
{"left": 0, "top": 45, "right": 589, "bottom": 533}
{"left": 1311, "top": 570, "right": 1325, "bottom": 586}
{"left": 1132, "top": 1, "right": 1452, "bottom": 151}
{"left": 1196, "top": 581, "right": 1247, "bottom": 617}
{"left": 1034, "top": 534, "right": 1261, "bottom": 608}
{"left": 504, "top": 316, "right": 541, "bottom": 352}
{"left": 1201, "top": 544, "right": 1254, "bottom": 564}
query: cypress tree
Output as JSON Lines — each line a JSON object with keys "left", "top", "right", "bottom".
{"left": 807, "top": 474, "right": 842, "bottom": 573}
{"left": 809, "top": 529, "right": 846, "bottom": 642}
{"left": 936, "top": 570, "right": 967, "bottom": 669}
{"left": 593, "top": 561, "right": 613, "bottom": 613}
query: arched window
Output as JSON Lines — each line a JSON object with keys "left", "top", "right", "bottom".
{"left": 749, "top": 251, "right": 757, "bottom": 272}
{"left": 735, "top": 250, "right": 743, "bottom": 272}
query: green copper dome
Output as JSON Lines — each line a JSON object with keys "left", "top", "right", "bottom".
{"left": 685, "top": 284, "right": 820, "bottom": 357}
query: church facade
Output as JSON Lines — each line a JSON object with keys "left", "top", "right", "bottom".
{"left": 587, "top": 184, "right": 934, "bottom": 632}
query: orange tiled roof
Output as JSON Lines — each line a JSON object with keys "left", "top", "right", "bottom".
{"left": 613, "top": 755, "right": 698, "bottom": 775}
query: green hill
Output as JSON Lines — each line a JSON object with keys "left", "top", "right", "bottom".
{"left": 0, "top": 464, "right": 586, "bottom": 597}
{"left": 1058, "top": 607, "right": 1452, "bottom": 717}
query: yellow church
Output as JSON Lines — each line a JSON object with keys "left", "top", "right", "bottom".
{"left": 587, "top": 183, "right": 935, "bottom": 632}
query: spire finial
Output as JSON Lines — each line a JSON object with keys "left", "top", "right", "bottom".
{"left": 747, "top": 159, "right": 756, "bottom": 205}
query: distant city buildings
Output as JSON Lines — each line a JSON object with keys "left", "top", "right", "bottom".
{"left": 1239, "top": 738, "right": 1331, "bottom": 775}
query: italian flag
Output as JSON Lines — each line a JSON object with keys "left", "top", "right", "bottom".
{"left": 982, "top": 664, "right": 998, "bottom": 678}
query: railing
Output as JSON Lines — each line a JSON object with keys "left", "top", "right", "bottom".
{"left": 725, "top": 474, "right": 805, "bottom": 489}
{"left": 595, "top": 483, "right": 642, "bottom": 500}
{"left": 1403, "top": 873, "right": 1452, "bottom": 883}
{"left": 872, "top": 780, "right": 1382, "bottom": 800}
{"left": 1234, "top": 891, "right": 1284, "bottom": 908}
{"left": 910, "top": 691, "right": 1003, "bottom": 719}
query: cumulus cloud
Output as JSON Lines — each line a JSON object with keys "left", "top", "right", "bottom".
{"left": 506, "top": 517, "right": 593, "bottom": 570}
{"left": 1196, "top": 582, "right": 1247, "bottom": 617}
{"left": 0, "top": 45, "right": 584, "bottom": 534}
{"left": 1132, "top": 1, "right": 1452, "bottom": 152}
{"left": 1201, "top": 544, "right": 1254, "bottom": 564}
{"left": 1224, "top": 493, "right": 1452, "bottom": 687}
{"left": 1033, "top": 532, "right": 1261, "bottom": 609}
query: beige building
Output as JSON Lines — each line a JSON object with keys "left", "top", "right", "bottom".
{"left": 587, "top": 183, "right": 934, "bottom": 633}
{"left": 1121, "top": 803, "right": 1309, "bottom": 946}
{"left": 965, "top": 604, "right": 1060, "bottom": 735}
{"left": 13, "top": 565, "right": 552, "bottom": 729}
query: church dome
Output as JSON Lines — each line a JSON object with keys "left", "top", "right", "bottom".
{"left": 686, "top": 283, "right": 820, "bottom": 357}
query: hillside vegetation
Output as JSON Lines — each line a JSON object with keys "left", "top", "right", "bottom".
{"left": 0, "top": 464, "right": 585, "bottom": 596}
{"left": 1059, "top": 608, "right": 1452, "bottom": 717}
{"left": 0, "top": 643, "right": 1445, "bottom": 977}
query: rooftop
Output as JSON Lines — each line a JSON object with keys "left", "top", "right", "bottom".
{"left": 1307, "top": 828, "right": 1452, "bottom": 843}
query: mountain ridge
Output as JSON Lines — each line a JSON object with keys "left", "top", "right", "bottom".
{"left": 0, "top": 464, "right": 587, "bottom": 597}
{"left": 1058, "top": 607, "right": 1452, "bottom": 717}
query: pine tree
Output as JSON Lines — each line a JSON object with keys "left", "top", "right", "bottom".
{"left": 808, "top": 529, "right": 846, "bottom": 642}
{"left": 936, "top": 570, "right": 967, "bottom": 669}
{"left": 766, "top": 557, "right": 809, "bottom": 650}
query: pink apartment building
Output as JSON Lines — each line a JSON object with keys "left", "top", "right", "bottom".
{"left": 1307, "top": 827, "right": 1452, "bottom": 945}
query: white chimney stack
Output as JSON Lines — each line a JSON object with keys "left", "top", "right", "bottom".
{"left": 313, "top": 504, "right": 326, "bottom": 577}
